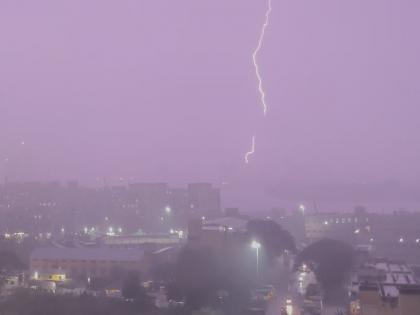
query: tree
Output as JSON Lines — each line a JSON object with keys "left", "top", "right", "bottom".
{"left": 0, "top": 250, "right": 24, "bottom": 270}
{"left": 169, "top": 244, "right": 253, "bottom": 314}
{"left": 121, "top": 270, "right": 155, "bottom": 311}
{"left": 246, "top": 219, "right": 296, "bottom": 263}
{"left": 152, "top": 261, "right": 175, "bottom": 282}
{"left": 122, "top": 271, "right": 144, "bottom": 300}
{"left": 192, "top": 307, "right": 224, "bottom": 315}
{"left": 296, "top": 239, "right": 355, "bottom": 298}
{"left": 171, "top": 246, "right": 222, "bottom": 309}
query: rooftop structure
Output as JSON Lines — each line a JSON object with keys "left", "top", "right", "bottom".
{"left": 30, "top": 247, "right": 148, "bottom": 280}
{"left": 349, "top": 259, "right": 420, "bottom": 315}
{"left": 31, "top": 247, "right": 145, "bottom": 262}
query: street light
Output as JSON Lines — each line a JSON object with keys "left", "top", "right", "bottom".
{"left": 299, "top": 204, "right": 306, "bottom": 214}
{"left": 251, "top": 241, "right": 261, "bottom": 281}
{"left": 286, "top": 298, "right": 293, "bottom": 315}
{"left": 165, "top": 206, "right": 172, "bottom": 214}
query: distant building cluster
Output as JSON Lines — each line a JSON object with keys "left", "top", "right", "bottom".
{"left": 303, "top": 209, "right": 420, "bottom": 264}
{"left": 0, "top": 181, "right": 221, "bottom": 236}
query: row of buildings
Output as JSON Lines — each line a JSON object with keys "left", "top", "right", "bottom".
{"left": 23, "top": 231, "right": 183, "bottom": 296}
{"left": 29, "top": 246, "right": 177, "bottom": 281}
{"left": 302, "top": 209, "right": 420, "bottom": 264}
{"left": 0, "top": 181, "right": 221, "bottom": 234}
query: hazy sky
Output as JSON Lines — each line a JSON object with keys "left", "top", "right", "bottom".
{"left": 1, "top": 0, "right": 419, "bottom": 210}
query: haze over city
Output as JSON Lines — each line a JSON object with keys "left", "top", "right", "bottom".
{"left": 2, "top": 1, "right": 420, "bottom": 315}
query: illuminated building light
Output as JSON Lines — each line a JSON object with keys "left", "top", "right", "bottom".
{"left": 299, "top": 204, "right": 306, "bottom": 213}
{"left": 251, "top": 240, "right": 261, "bottom": 249}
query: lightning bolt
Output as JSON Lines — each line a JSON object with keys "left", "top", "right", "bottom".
{"left": 245, "top": 0, "right": 272, "bottom": 164}
{"left": 253, "top": 0, "right": 272, "bottom": 117}
{"left": 244, "top": 135, "right": 256, "bottom": 164}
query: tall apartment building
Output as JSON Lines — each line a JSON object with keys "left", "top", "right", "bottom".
{"left": 187, "top": 183, "right": 221, "bottom": 218}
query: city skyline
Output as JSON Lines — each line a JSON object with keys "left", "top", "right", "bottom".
{"left": 2, "top": 2, "right": 420, "bottom": 314}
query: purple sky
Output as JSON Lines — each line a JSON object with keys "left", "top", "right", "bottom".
{"left": 1, "top": 0, "right": 420, "bottom": 211}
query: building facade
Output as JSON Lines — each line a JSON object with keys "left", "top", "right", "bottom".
{"left": 30, "top": 247, "right": 149, "bottom": 280}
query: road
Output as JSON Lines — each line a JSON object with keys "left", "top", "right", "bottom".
{"left": 265, "top": 297, "right": 301, "bottom": 315}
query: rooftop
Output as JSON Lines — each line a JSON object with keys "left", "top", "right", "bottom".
{"left": 31, "top": 247, "right": 145, "bottom": 262}
{"left": 204, "top": 216, "right": 248, "bottom": 232}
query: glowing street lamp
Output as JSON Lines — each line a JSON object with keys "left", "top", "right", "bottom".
{"left": 165, "top": 206, "right": 172, "bottom": 214}
{"left": 299, "top": 204, "right": 306, "bottom": 215}
{"left": 286, "top": 298, "right": 293, "bottom": 315}
{"left": 251, "top": 241, "right": 261, "bottom": 281}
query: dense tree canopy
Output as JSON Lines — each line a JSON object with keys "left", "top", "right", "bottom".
{"left": 169, "top": 246, "right": 224, "bottom": 309}
{"left": 168, "top": 245, "right": 252, "bottom": 313}
{"left": 122, "top": 271, "right": 149, "bottom": 302}
{"left": 296, "top": 239, "right": 356, "bottom": 294}
{"left": 246, "top": 219, "right": 296, "bottom": 262}
{"left": 0, "top": 250, "right": 24, "bottom": 270}
{"left": 192, "top": 308, "right": 223, "bottom": 315}
{"left": 167, "top": 219, "right": 296, "bottom": 313}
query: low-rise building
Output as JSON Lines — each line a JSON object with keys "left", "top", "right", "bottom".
{"left": 304, "top": 210, "right": 371, "bottom": 244}
{"left": 187, "top": 216, "right": 249, "bottom": 249}
{"left": 30, "top": 247, "right": 149, "bottom": 280}
{"left": 349, "top": 259, "right": 420, "bottom": 314}
{"left": 103, "top": 233, "right": 182, "bottom": 248}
